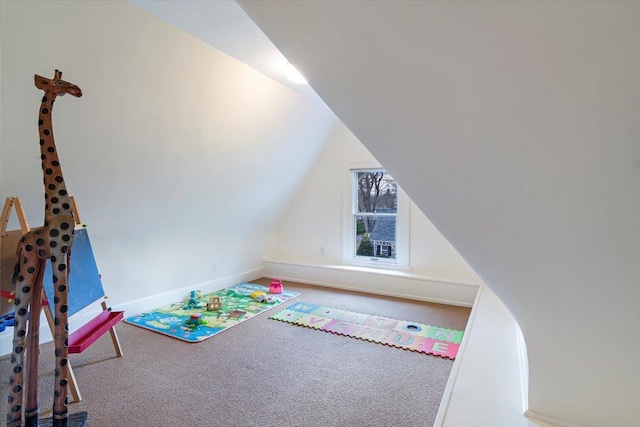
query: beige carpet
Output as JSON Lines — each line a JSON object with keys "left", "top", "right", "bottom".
{"left": 1, "top": 278, "right": 471, "bottom": 426}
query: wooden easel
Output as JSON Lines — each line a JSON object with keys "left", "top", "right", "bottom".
{"left": 1, "top": 197, "right": 32, "bottom": 304}
{"left": 0, "top": 196, "right": 123, "bottom": 403}
{"left": 0, "top": 197, "right": 30, "bottom": 236}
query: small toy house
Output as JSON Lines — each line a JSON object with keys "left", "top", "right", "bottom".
{"left": 207, "top": 296, "right": 222, "bottom": 311}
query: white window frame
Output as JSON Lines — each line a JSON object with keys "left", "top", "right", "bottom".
{"left": 342, "top": 163, "right": 409, "bottom": 269}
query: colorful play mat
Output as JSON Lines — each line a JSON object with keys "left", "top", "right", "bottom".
{"left": 125, "top": 283, "right": 299, "bottom": 343}
{"left": 270, "top": 302, "right": 463, "bottom": 359}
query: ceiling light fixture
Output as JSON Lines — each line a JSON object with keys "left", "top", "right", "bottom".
{"left": 283, "top": 62, "right": 307, "bottom": 85}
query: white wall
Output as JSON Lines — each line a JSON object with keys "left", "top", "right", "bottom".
{"left": 0, "top": 0, "right": 337, "bottom": 346}
{"left": 239, "top": 2, "right": 640, "bottom": 426}
{"left": 435, "top": 285, "right": 538, "bottom": 427}
{"left": 267, "top": 123, "right": 478, "bottom": 280}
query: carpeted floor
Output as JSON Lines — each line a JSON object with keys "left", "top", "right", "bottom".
{"left": 0, "top": 278, "right": 471, "bottom": 427}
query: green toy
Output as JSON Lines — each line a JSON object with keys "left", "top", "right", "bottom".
{"left": 185, "top": 313, "right": 206, "bottom": 330}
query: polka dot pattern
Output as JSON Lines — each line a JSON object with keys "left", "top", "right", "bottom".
{"left": 7, "top": 73, "right": 81, "bottom": 425}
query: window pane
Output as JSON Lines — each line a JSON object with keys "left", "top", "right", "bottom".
{"left": 355, "top": 171, "right": 397, "bottom": 214}
{"left": 354, "top": 215, "right": 396, "bottom": 260}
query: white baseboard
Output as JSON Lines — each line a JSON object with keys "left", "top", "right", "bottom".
{"left": 0, "top": 266, "right": 264, "bottom": 357}
{"left": 524, "top": 410, "right": 591, "bottom": 427}
{"left": 110, "top": 267, "right": 264, "bottom": 316}
{"left": 262, "top": 259, "right": 480, "bottom": 306}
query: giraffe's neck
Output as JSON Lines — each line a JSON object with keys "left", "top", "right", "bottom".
{"left": 39, "top": 93, "right": 73, "bottom": 224}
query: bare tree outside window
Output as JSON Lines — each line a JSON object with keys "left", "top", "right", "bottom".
{"left": 354, "top": 170, "right": 397, "bottom": 261}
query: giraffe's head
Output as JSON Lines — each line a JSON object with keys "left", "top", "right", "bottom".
{"left": 34, "top": 69, "right": 82, "bottom": 97}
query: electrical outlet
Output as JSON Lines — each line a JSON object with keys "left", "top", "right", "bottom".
{"left": 212, "top": 263, "right": 218, "bottom": 273}
{"left": 321, "top": 246, "right": 325, "bottom": 255}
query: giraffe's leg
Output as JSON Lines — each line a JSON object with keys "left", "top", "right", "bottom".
{"left": 24, "top": 261, "right": 46, "bottom": 427}
{"left": 6, "top": 239, "right": 39, "bottom": 427}
{"left": 51, "top": 249, "right": 71, "bottom": 427}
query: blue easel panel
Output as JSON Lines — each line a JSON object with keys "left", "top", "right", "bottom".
{"left": 42, "top": 227, "right": 105, "bottom": 317}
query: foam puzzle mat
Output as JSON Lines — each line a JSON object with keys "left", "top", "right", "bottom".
{"left": 125, "top": 283, "right": 299, "bottom": 343}
{"left": 270, "top": 302, "right": 463, "bottom": 359}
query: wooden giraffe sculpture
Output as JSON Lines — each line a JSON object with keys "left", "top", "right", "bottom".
{"left": 6, "top": 70, "right": 82, "bottom": 427}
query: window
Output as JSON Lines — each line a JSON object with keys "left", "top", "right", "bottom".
{"left": 344, "top": 166, "right": 409, "bottom": 268}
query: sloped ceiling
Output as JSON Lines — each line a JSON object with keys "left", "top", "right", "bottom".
{"left": 0, "top": 0, "right": 339, "bottom": 316}
{"left": 238, "top": 1, "right": 640, "bottom": 426}
{"left": 127, "top": 0, "right": 322, "bottom": 102}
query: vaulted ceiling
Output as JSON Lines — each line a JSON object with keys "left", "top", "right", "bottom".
{"left": 128, "top": 0, "right": 322, "bottom": 102}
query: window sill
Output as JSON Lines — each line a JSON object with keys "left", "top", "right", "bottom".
{"left": 263, "top": 258, "right": 482, "bottom": 288}
{"left": 262, "top": 259, "right": 480, "bottom": 306}
{"left": 342, "top": 258, "right": 412, "bottom": 273}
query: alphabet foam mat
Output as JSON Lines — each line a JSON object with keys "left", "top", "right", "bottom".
{"left": 125, "top": 283, "right": 299, "bottom": 343}
{"left": 270, "top": 302, "right": 463, "bottom": 359}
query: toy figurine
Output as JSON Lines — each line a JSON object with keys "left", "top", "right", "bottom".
{"left": 250, "top": 290, "right": 267, "bottom": 300}
{"left": 185, "top": 313, "right": 206, "bottom": 330}
{"left": 252, "top": 293, "right": 276, "bottom": 304}
{"left": 184, "top": 290, "right": 202, "bottom": 310}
